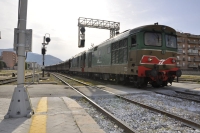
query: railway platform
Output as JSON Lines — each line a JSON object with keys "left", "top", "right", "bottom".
{"left": 0, "top": 85, "right": 105, "bottom": 133}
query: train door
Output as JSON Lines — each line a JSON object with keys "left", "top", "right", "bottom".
{"left": 77, "top": 57, "right": 79, "bottom": 68}
{"left": 81, "top": 52, "right": 86, "bottom": 72}
{"left": 69, "top": 59, "right": 71, "bottom": 69}
{"left": 130, "top": 34, "right": 137, "bottom": 64}
{"left": 88, "top": 52, "right": 92, "bottom": 67}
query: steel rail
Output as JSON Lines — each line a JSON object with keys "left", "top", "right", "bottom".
{"left": 153, "top": 91, "right": 200, "bottom": 103}
{"left": 55, "top": 73, "right": 200, "bottom": 130}
{"left": 174, "top": 90, "right": 200, "bottom": 97}
{"left": 52, "top": 73, "right": 138, "bottom": 133}
{"left": 0, "top": 75, "right": 32, "bottom": 85}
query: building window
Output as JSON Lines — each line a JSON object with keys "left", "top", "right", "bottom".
{"left": 188, "top": 57, "right": 191, "bottom": 61}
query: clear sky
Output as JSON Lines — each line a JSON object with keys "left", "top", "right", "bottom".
{"left": 0, "top": 0, "right": 200, "bottom": 61}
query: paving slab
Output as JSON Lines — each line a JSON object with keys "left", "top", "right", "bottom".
{"left": 96, "top": 84, "right": 151, "bottom": 95}
{"left": 0, "top": 96, "right": 104, "bottom": 133}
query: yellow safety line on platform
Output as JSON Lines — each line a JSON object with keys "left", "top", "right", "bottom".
{"left": 29, "top": 97, "right": 47, "bottom": 133}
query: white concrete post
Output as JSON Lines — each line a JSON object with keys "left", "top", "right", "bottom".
{"left": 32, "top": 62, "right": 36, "bottom": 82}
{"left": 5, "top": 0, "right": 33, "bottom": 118}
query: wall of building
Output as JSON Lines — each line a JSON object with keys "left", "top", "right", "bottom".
{"left": 1, "top": 51, "right": 17, "bottom": 69}
{"left": 176, "top": 32, "right": 200, "bottom": 70}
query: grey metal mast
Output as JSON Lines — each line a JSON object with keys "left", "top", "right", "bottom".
{"left": 5, "top": 0, "right": 33, "bottom": 118}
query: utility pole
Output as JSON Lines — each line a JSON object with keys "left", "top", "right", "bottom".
{"left": 5, "top": 0, "right": 33, "bottom": 118}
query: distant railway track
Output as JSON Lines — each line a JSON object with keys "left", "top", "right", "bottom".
{"left": 153, "top": 90, "right": 200, "bottom": 103}
{"left": 52, "top": 73, "right": 200, "bottom": 131}
{"left": 0, "top": 75, "right": 33, "bottom": 85}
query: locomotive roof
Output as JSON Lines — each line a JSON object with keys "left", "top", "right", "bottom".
{"left": 96, "top": 24, "right": 176, "bottom": 48}
{"left": 129, "top": 24, "right": 176, "bottom": 34}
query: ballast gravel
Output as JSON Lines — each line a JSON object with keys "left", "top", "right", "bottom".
{"left": 76, "top": 97, "right": 200, "bottom": 133}
{"left": 76, "top": 98, "right": 124, "bottom": 133}
{"left": 124, "top": 92, "right": 200, "bottom": 123}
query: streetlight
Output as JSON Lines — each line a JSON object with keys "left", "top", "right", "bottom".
{"left": 0, "top": 31, "right": 1, "bottom": 39}
{"left": 42, "top": 33, "right": 51, "bottom": 77}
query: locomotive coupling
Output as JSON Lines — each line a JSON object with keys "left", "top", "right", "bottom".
{"left": 176, "top": 69, "right": 182, "bottom": 77}
{"left": 145, "top": 69, "right": 158, "bottom": 77}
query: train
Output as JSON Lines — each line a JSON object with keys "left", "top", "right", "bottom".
{"left": 45, "top": 23, "right": 182, "bottom": 88}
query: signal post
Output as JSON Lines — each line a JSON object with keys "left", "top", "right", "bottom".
{"left": 42, "top": 34, "right": 51, "bottom": 77}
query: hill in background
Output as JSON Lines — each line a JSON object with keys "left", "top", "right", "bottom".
{"left": 0, "top": 48, "right": 63, "bottom": 66}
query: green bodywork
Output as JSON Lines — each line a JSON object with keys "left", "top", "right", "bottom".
{"left": 72, "top": 24, "right": 177, "bottom": 75}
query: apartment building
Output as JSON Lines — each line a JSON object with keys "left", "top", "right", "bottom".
{"left": 1, "top": 51, "right": 17, "bottom": 69}
{"left": 176, "top": 32, "right": 200, "bottom": 70}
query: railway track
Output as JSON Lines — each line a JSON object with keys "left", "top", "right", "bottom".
{"left": 52, "top": 73, "right": 137, "bottom": 133}
{"left": 153, "top": 90, "right": 200, "bottom": 103}
{"left": 64, "top": 73, "right": 200, "bottom": 103}
{"left": 52, "top": 73, "right": 200, "bottom": 131}
{"left": 0, "top": 75, "right": 33, "bottom": 85}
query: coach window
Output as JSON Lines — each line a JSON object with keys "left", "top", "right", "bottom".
{"left": 131, "top": 35, "right": 137, "bottom": 47}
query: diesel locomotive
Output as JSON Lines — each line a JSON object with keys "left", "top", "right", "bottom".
{"left": 45, "top": 23, "right": 182, "bottom": 87}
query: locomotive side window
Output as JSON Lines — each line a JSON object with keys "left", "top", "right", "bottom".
{"left": 165, "top": 35, "right": 177, "bottom": 48}
{"left": 145, "top": 32, "right": 162, "bottom": 46}
{"left": 131, "top": 35, "right": 137, "bottom": 47}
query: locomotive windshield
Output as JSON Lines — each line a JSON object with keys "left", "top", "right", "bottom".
{"left": 144, "top": 32, "right": 162, "bottom": 46}
{"left": 165, "top": 35, "right": 177, "bottom": 48}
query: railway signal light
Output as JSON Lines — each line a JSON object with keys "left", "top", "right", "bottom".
{"left": 42, "top": 47, "right": 46, "bottom": 55}
{"left": 80, "top": 27, "right": 85, "bottom": 34}
{"left": 46, "top": 37, "right": 51, "bottom": 43}
{"left": 45, "top": 33, "right": 51, "bottom": 44}
{"left": 79, "top": 27, "right": 85, "bottom": 47}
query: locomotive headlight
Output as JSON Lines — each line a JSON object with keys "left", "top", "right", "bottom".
{"left": 148, "top": 57, "right": 152, "bottom": 62}
{"left": 172, "top": 59, "right": 176, "bottom": 63}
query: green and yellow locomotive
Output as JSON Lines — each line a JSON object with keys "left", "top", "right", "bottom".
{"left": 46, "top": 23, "right": 182, "bottom": 88}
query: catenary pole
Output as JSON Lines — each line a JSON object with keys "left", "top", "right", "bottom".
{"left": 5, "top": 0, "right": 33, "bottom": 118}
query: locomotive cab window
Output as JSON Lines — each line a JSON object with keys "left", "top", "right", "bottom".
{"left": 145, "top": 32, "right": 162, "bottom": 46}
{"left": 165, "top": 35, "right": 177, "bottom": 48}
{"left": 131, "top": 35, "right": 137, "bottom": 47}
